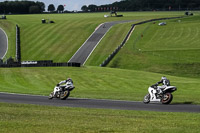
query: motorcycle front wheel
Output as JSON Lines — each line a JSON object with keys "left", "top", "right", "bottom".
{"left": 161, "top": 93, "right": 173, "bottom": 104}
{"left": 143, "top": 94, "right": 150, "bottom": 104}
{"left": 60, "top": 91, "right": 70, "bottom": 100}
{"left": 48, "top": 92, "right": 54, "bottom": 99}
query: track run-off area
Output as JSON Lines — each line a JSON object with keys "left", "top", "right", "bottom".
{"left": 0, "top": 92, "right": 199, "bottom": 113}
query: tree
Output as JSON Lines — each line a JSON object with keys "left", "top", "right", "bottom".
{"left": 0, "top": 1, "right": 45, "bottom": 14}
{"left": 81, "top": 5, "right": 88, "bottom": 12}
{"left": 87, "top": 4, "right": 97, "bottom": 12}
{"left": 57, "top": 5, "right": 64, "bottom": 13}
{"left": 36, "top": 1, "right": 45, "bottom": 12}
{"left": 48, "top": 4, "right": 55, "bottom": 12}
{"left": 29, "top": 6, "right": 40, "bottom": 14}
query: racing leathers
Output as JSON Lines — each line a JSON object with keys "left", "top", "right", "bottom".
{"left": 155, "top": 77, "right": 170, "bottom": 94}
{"left": 53, "top": 78, "right": 74, "bottom": 96}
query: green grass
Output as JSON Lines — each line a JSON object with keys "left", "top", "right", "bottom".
{"left": 0, "top": 102, "right": 200, "bottom": 133}
{"left": 0, "top": 12, "right": 199, "bottom": 103}
{"left": 0, "top": 11, "right": 184, "bottom": 62}
{"left": 85, "top": 22, "right": 132, "bottom": 66}
{"left": 103, "top": 13, "right": 200, "bottom": 78}
{"left": 0, "top": 11, "right": 200, "bottom": 132}
{"left": 0, "top": 20, "right": 16, "bottom": 60}
{"left": 0, "top": 66, "right": 200, "bottom": 104}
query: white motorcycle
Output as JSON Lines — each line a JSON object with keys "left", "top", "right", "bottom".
{"left": 49, "top": 80, "right": 75, "bottom": 100}
{"left": 143, "top": 84, "right": 177, "bottom": 104}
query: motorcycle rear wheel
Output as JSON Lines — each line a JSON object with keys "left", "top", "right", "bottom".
{"left": 161, "top": 93, "right": 173, "bottom": 104}
{"left": 143, "top": 94, "right": 150, "bottom": 104}
{"left": 60, "top": 91, "right": 70, "bottom": 100}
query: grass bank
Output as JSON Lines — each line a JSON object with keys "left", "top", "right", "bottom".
{"left": 0, "top": 66, "right": 200, "bottom": 104}
{"left": 86, "top": 12, "right": 200, "bottom": 78}
{"left": 0, "top": 103, "right": 199, "bottom": 133}
{"left": 0, "top": 11, "right": 183, "bottom": 62}
{"left": 0, "top": 20, "right": 16, "bottom": 59}
{"left": 108, "top": 14, "right": 200, "bottom": 78}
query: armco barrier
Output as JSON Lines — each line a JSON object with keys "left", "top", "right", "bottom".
{"left": 0, "top": 60, "right": 81, "bottom": 67}
{"left": 100, "top": 24, "right": 135, "bottom": 67}
{"left": 100, "top": 16, "right": 183, "bottom": 67}
{"left": 16, "top": 25, "right": 21, "bottom": 63}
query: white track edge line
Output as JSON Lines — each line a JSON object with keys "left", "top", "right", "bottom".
{"left": 68, "top": 23, "right": 105, "bottom": 63}
{"left": 0, "top": 28, "right": 8, "bottom": 59}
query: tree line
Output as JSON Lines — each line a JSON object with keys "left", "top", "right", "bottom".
{"left": 0, "top": 1, "right": 66, "bottom": 14}
{"left": 47, "top": 4, "right": 65, "bottom": 13}
{"left": 82, "top": 0, "right": 200, "bottom": 12}
{"left": 0, "top": 1, "right": 45, "bottom": 14}
{"left": 1, "top": 0, "right": 200, "bottom": 14}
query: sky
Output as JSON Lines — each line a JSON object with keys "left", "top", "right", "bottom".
{"left": 0, "top": 0, "right": 121, "bottom": 11}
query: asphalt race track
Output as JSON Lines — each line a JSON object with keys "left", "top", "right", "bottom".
{"left": 0, "top": 92, "right": 199, "bottom": 113}
{"left": 68, "top": 20, "right": 136, "bottom": 65}
{"left": 0, "top": 28, "right": 8, "bottom": 59}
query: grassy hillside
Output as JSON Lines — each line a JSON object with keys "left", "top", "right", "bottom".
{"left": 0, "top": 12, "right": 183, "bottom": 62}
{"left": 111, "top": 15, "right": 200, "bottom": 78}
{"left": 0, "top": 66, "right": 200, "bottom": 104}
{"left": 0, "top": 12, "right": 199, "bottom": 132}
{"left": 87, "top": 12, "right": 200, "bottom": 78}
{"left": 0, "top": 12, "right": 199, "bottom": 103}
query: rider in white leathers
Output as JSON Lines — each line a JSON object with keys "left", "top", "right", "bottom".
{"left": 59, "top": 78, "right": 73, "bottom": 88}
{"left": 155, "top": 76, "right": 170, "bottom": 94}
{"left": 53, "top": 78, "right": 73, "bottom": 96}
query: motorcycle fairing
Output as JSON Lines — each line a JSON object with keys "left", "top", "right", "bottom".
{"left": 148, "top": 87, "right": 161, "bottom": 102}
{"left": 163, "top": 86, "right": 177, "bottom": 92}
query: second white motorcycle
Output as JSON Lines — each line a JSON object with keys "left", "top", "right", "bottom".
{"left": 143, "top": 84, "right": 177, "bottom": 104}
{"left": 49, "top": 80, "right": 75, "bottom": 100}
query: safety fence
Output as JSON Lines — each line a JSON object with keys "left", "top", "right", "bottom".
{"left": 0, "top": 60, "right": 80, "bottom": 67}
{"left": 16, "top": 25, "right": 21, "bottom": 62}
{"left": 100, "top": 16, "right": 183, "bottom": 67}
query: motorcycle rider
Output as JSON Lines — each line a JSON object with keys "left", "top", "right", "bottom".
{"left": 59, "top": 78, "right": 73, "bottom": 88}
{"left": 155, "top": 76, "right": 170, "bottom": 94}
{"left": 53, "top": 78, "right": 74, "bottom": 97}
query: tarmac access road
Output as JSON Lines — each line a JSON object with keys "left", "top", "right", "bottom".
{"left": 0, "top": 92, "right": 199, "bottom": 113}
{"left": 68, "top": 20, "right": 136, "bottom": 65}
{"left": 0, "top": 28, "right": 8, "bottom": 59}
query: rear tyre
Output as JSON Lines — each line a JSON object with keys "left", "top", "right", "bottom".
{"left": 60, "top": 91, "right": 70, "bottom": 100}
{"left": 143, "top": 94, "right": 150, "bottom": 104}
{"left": 161, "top": 93, "right": 173, "bottom": 104}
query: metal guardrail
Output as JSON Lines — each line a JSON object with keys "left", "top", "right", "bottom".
{"left": 16, "top": 25, "right": 21, "bottom": 63}
{"left": 0, "top": 60, "right": 81, "bottom": 67}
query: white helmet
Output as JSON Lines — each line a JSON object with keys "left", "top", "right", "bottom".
{"left": 161, "top": 76, "right": 167, "bottom": 80}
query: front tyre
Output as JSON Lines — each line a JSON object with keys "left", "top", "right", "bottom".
{"left": 161, "top": 93, "right": 173, "bottom": 104}
{"left": 60, "top": 91, "right": 70, "bottom": 100}
{"left": 143, "top": 94, "right": 150, "bottom": 104}
{"left": 48, "top": 92, "right": 54, "bottom": 99}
